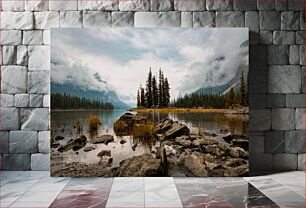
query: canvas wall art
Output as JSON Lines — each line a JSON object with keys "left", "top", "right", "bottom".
{"left": 51, "top": 28, "right": 249, "bottom": 177}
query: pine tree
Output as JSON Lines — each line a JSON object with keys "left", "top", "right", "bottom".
{"left": 228, "top": 87, "right": 235, "bottom": 107}
{"left": 158, "top": 69, "right": 164, "bottom": 107}
{"left": 137, "top": 89, "right": 140, "bottom": 107}
{"left": 152, "top": 75, "right": 158, "bottom": 107}
{"left": 240, "top": 70, "right": 247, "bottom": 106}
{"left": 146, "top": 68, "right": 153, "bottom": 108}
{"left": 164, "top": 78, "right": 170, "bottom": 107}
{"left": 140, "top": 84, "right": 145, "bottom": 107}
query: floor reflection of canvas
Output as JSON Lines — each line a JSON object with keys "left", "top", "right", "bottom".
{"left": 51, "top": 28, "right": 249, "bottom": 177}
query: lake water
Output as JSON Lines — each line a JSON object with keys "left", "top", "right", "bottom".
{"left": 51, "top": 109, "right": 248, "bottom": 168}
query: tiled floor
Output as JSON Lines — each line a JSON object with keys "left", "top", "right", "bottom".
{"left": 1, "top": 171, "right": 305, "bottom": 208}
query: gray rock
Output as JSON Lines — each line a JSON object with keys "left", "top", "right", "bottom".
{"left": 289, "top": 45, "right": 300, "bottom": 65}
{"left": 288, "top": 0, "right": 304, "bottom": 11}
{"left": 1, "top": 12, "right": 15, "bottom": 29}
{"left": 29, "top": 94, "right": 44, "bottom": 107}
{"left": 274, "top": 154, "right": 297, "bottom": 171}
{"left": 249, "top": 69, "right": 267, "bottom": 93}
{"left": 273, "top": 31, "right": 295, "bottom": 45}
{"left": 1, "top": 66, "right": 27, "bottom": 94}
{"left": 272, "top": 108, "right": 295, "bottom": 130}
{"left": 193, "top": 12, "right": 215, "bottom": 27}
{"left": 298, "top": 154, "right": 305, "bottom": 170}
{"left": 14, "top": 12, "right": 34, "bottom": 30}
{"left": 184, "top": 152, "right": 208, "bottom": 176}
{"left": 134, "top": 12, "right": 180, "bottom": 27}
{"left": 0, "top": 94, "right": 14, "bottom": 107}
{"left": 233, "top": 0, "right": 256, "bottom": 11}
{"left": 49, "top": 0, "right": 78, "bottom": 10}
{"left": 17, "top": 45, "right": 28, "bottom": 66}
{"left": 264, "top": 131, "right": 285, "bottom": 153}
{"left": 38, "top": 131, "right": 50, "bottom": 153}
{"left": 151, "top": 0, "right": 173, "bottom": 11}
{"left": 92, "top": 135, "right": 114, "bottom": 144}
{"left": 34, "top": 11, "right": 60, "bottom": 29}
{"left": 206, "top": 0, "right": 233, "bottom": 10}
{"left": 10, "top": 131, "right": 38, "bottom": 153}
{"left": 3, "top": 154, "right": 31, "bottom": 170}
{"left": 286, "top": 94, "right": 304, "bottom": 108}
{"left": 295, "top": 108, "right": 304, "bottom": 130}
{"left": 259, "top": 11, "right": 281, "bottom": 30}
{"left": 119, "top": 0, "right": 150, "bottom": 11}
{"left": 2, "top": 46, "right": 17, "bottom": 65}
{"left": 249, "top": 153, "right": 273, "bottom": 171}
{"left": 1, "top": 30, "right": 22, "bottom": 45}
{"left": 31, "top": 153, "right": 50, "bottom": 170}
{"left": 60, "top": 11, "right": 82, "bottom": 27}
{"left": 28, "top": 46, "right": 50, "bottom": 71}
{"left": 267, "top": 45, "right": 289, "bottom": 64}
{"left": 269, "top": 65, "right": 301, "bottom": 94}
{"left": 216, "top": 11, "right": 244, "bottom": 27}
{"left": 174, "top": 0, "right": 205, "bottom": 11}
{"left": 26, "top": 0, "right": 49, "bottom": 11}
{"left": 2, "top": 1, "right": 24, "bottom": 11}
{"left": 259, "top": 31, "right": 272, "bottom": 44}
{"left": 23, "top": 30, "right": 43, "bottom": 45}
{"left": 28, "top": 71, "right": 50, "bottom": 94}
{"left": 181, "top": 12, "right": 192, "bottom": 27}
{"left": 285, "top": 131, "right": 304, "bottom": 153}
{"left": 249, "top": 109, "right": 271, "bottom": 131}
{"left": 266, "top": 94, "right": 285, "bottom": 108}
{"left": 43, "top": 95, "right": 50, "bottom": 107}
{"left": 300, "top": 45, "right": 304, "bottom": 65}
{"left": 249, "top": 135, "right": 264, "bottom": 153}
{"left": 78, "top": 0, "right": 119, "bottom": 10}
{"left": 0, "top": 131, "right": 9, "bottom": 153}
{"left": 275, "top": 0, "right": 287, "bottom": 11}
{"left": 300, "top": 12, "right": 304, "bottom": 30}
{"left": 112, "top": 12, "right": 134, "bottom": 27}
{"left": 281, "top": 11, "right": 300, "bottom": 30}
{"left": 21, "top": 108, "right": 49, "bottom": 131}
{"left": 296, "top": 31, "right": 303, "bottom": 44}
{"left": 15, "top": 94, "right": 29, "bottom": 107}
{"left": 83, "top": 11, "right": 111, "bottom": 27}
{"left": 245, "top": 11, "right": 258, "bottom": 32}
{"left": 257, "top": 0, "right": 274, "bottom": 10}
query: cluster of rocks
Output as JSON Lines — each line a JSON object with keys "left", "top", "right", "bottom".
{"left": 113, "top": 112, "right": 147, "bottom": 136}
{"left": 225, "top": 105, "right": 249, "bottom": 114}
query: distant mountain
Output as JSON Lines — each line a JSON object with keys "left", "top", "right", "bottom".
{"left": 51, "top": 82, "right": 130, "bottom": 109}
{"left": 190, "top": 40, "right": 248, "bottom": 96}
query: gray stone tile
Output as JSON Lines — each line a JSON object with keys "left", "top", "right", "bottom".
{"left": 295, "top": 108, "right": 305, "bottom": 130}
{"left": 249, "top": 109, "right": 271, "bottom": 131}
{"left": 10, "top": 131, "right": 38, "bottom": 153}
{"left": 0, "top": 108, "right": 20, "bottom": 130}
{"left": 266, "top": 93, "right": 286, "bottom": 108}
{"left": 286, "top": 94, "right": 304, "bottom": 108}
{"left": 249, "top": 135, "right": 264, "bottom": 153}
{"left": 272, "top": 108, "right": 295, "bottom": 130}
{"left": 216, "top": 11, "right": 244, "bottom": 27}
{"left": 264, "top": 130, "right": 285, "bottom": 153}
{"left": 250, "top": 153, "right": 273, "bottom": 171}
{"left": 267, "top": 45, "right": 289, "bottom": 64}
{"left": 193, "top": 12, "right": 215, "bottom": 27}
{"left": 274, "top": 153, "right": 298, "bottom": 170}
{"left": 259, "top": 11, "right": 281, "bottom": 31}
{"left": 285, "top": 130, "right": 305, "bottom": 153}
{"left": 3, "top": 154, "right": 31, "bottom": 170}
{"left": 281, "top": 11, "right": 300, "bottom": 30}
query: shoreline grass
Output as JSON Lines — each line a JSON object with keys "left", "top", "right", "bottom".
{"left": 132, "top": 108, "right": 228, "bottom": 113}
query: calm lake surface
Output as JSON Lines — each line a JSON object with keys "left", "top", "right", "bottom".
{"left": 51, "top": 109, "right": 248, "bottom": 167}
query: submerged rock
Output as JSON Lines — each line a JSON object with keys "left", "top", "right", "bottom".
{"left": 92, "top": 135, "right": 114, "bottom": 144}
{"left": 84, "top": 146, "right": 95, "bottom": 152}
{"left": 120, "top": 140, "right": 127, "bottom": 144}
{"left": 97, "top": 150, "right": 111, "bottom": 157}
{"left": 115, "top": 154, "right": 165, "bottom": 176}
{"left": 114, "top": 113, "right": 147, "bottom": 135}
{"left": 58, "top": 135, "right": 87, "bottom": 152}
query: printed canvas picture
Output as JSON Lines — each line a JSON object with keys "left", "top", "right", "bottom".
{"left": 51, "top": 28, "right": 249, "bottom": 177}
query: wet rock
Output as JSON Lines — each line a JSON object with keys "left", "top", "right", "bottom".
{"left": 100, "top": 156, "right": 113, "bottom": 167}
{"left": 228, "top": 147, "right": 248, "bottom": 158}
{"left": 132, "top": 143, "right": 137, "bottom": 151}
{"left": 175, "top": 136, "right": 191, "bottom": 147}
{"left": 92, "top": 135, "right": 114, "bottom": 144}
{"left": 155, "top": 118, "right": 173, "bottom": 134}
{"left": 114, "top": 113, "right": 147, "bottom": 135}
{"left": 55, "top": 136, "right": 64, "bottom": 141}
{"left": 120, "top": 140, "right": 127, "bottom": 144}
{"left": 58, "top": 135, "right": 87, "bottom": 152}
{"left": 84, "top": 146, "right": 95, "bottom": 152}
{"left": 97, "top": 150, "right": 111, "bottom": 157}
{"left": 164, "top": 122, "right": 190, "bottom": 140}
{"left": 232, "top": 139, "right": 249, "bottom": 150}
{"left": 116, "top": 154, "right": 164, "bottom": 176}
{"left": 184, "top": 152, "right": 208, "bottom": 177}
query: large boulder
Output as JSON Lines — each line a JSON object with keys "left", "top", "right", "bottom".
{"left": 116, "top": 154, "right": 165, "bottom": 176}
{"left": 184, "top": 152, "right": 208, "bottom": 176}
{"left": 175, "top": 136, "right": 191, "bottom": 147}
{"left": 165, "top": 122, "right": 190, "bottom": 140}
{"left": 155, "top": 118, "right": 174, "bottom": 134}
{"left": 58, "top": 135, "right": 87, "bottom": 152}
{"left": 228, "top": 147, "right": 248, "bottom": 158}
{"left": 92, "top": 135, "right": 114, "bottom": 144}
{"left": 114, "top": 113, "right": 147, "bottom": 136}
{"left": 97, "top": 150, "right": 111, "bottom": 157}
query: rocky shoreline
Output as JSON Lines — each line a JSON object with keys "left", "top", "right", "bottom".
{"left": 51, "top": 112, "right": 248, "bottom": 177}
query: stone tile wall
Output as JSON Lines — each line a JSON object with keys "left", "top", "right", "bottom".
{"left": 0, "top": 0, "right": 304, "bottom": 171}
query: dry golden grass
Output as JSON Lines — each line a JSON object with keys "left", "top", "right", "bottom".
{"left": 88, "top": 115, "right": 101, "bottom": 131}
{"left": 132, "top": 108, "right": 227, "bottom": 113}
{"left": 132, "top": 122, "right": 156, "bottom": 140}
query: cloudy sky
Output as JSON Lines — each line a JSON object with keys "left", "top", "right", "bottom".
{"left": 51, "top": 28, "right": 248, "bottom": 106}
